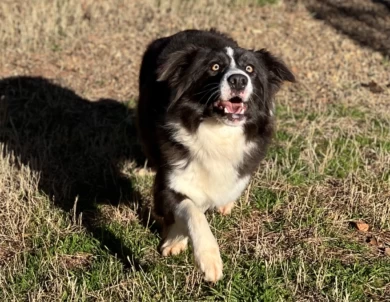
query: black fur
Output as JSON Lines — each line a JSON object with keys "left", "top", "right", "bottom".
{"left": 137, "top": 29, "right": 295, "bottom": 220}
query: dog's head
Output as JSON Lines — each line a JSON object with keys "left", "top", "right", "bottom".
{"left": 157, "top": 45, "right": 295, "bottom": 126}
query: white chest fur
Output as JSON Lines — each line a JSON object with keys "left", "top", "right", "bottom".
{"left": 167, "top": 119, "right": 253, "bottom": 211}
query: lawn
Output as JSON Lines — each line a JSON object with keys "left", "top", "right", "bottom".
{"left": 0, "top": 0, "right": 389, "bottom": 301}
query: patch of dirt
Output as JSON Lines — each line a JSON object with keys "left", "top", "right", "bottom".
{"left": 57, "top": 252, "right": 94, "bottom": 270}
{"left": 0, "top": 239, "right": 24, "bottom": 265}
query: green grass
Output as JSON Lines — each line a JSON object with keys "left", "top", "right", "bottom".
{"left": 1, "top": 0, "right": 390, "bottom": 300}
{"left": 1, "top": 100, "right": 389, "bottom": 301}
{"left": 252, "top": 187, "right": 286, "bottom": 211}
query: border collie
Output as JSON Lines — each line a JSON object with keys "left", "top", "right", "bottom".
{"left": 137, "top": 29, "right": 295, "bottom": 282}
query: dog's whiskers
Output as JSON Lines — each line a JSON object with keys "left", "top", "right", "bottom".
{"left": 198, "top": 87, "right": 220, "bottom": 104}
{"left": 204, "top": 90, "right": 220, "bottom": 106}
{"left": 194, "top": 85, "right": 220, "bottom": 96}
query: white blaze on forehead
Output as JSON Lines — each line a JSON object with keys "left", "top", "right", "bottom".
{"left": 221, "top": 46, "right": 253, "bottom": 103}
{"left": 225, "top": 47, "right": 236, "bottom": 68}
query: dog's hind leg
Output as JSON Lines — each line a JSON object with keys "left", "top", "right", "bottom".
{"left": 217, "top": 201, "right": 235, "bottom": 215}
{"left": 160, "top": 220, "right": 188, "bottom": 256}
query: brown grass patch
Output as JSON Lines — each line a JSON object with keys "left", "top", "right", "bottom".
{"left": 57, "top": 253, "right": 94, "bottom": 270}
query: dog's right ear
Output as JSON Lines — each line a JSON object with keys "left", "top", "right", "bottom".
{"left": 157, "top": 46, "right": 198, "bottom": 84}
{"left": 255, "top": 49, "right": 295, "bottom": 84}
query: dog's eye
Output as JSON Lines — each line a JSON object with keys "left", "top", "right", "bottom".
{"left": 246, "top": 65, "right": 254, "bottom": 73}
{"left": 211, "top": 64, "right": 220, "bottom": 71}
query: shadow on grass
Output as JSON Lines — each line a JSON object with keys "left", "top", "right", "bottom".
{"left": 302, "top": 0, "right": 390, "bottom": 57}
{"left": 0, "top": 76, "right": 153, "bottom": 271}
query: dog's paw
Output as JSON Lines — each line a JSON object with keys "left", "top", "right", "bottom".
{"left": 217, "top": 202, "right": 235, "bottom": 216}
{"left": 133, "top": 167, "right": 155, "bottom": 177}
{"left": 194, "top": 247, "right": 223, "bottom": 282}
{"left": 161, "top": 238, "right": 188, "bottom": 256}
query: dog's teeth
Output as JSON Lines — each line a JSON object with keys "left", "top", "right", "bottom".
{"left": 224, "top": 108, "right": 229, "bottom": 113}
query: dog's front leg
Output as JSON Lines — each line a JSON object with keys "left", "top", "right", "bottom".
{"left": 175, "top": 198, "right": 223, "bottom": 282}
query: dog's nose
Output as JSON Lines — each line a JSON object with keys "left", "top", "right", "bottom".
{"left": 228, "top": 74, "right": 248, "bottom": 91}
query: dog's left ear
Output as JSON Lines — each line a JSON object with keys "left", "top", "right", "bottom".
{"left": 157, "top": 46, "right": 201, "bottom": 103}
{"left": 255, "top": 49, "right": 295, "bottom": 91}
{"left": 157, "top": 45, "right": 198, "bottom": 84}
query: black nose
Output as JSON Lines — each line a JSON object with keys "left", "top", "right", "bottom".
{"left": 228, "top": 74, "right": 248, "bottom": 91}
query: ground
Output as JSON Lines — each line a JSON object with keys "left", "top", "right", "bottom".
{"left": 0, "top": 0, "right": 389, "bottom": 301}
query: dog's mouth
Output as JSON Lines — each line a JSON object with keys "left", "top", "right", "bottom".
{"left": 213, "top": 97, "right": 247, "bottom": 122}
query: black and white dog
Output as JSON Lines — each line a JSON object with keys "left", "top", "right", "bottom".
{"left": 137, "top": 29, "right": 295, "bottom": 282}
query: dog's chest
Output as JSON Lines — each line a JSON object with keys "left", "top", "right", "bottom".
{"left": 168, "top": 120, "right": 253, "bottom": 210}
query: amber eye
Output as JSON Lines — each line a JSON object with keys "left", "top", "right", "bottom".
{"left": 211, "top": 63, "right": 220, "bottom": 71}
{"left": 246, "top": 65, "right": 254, "bottom": 73}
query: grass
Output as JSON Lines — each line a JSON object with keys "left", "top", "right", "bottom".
{"left": 1, "top": 0, "right": 390, "bottom": 301}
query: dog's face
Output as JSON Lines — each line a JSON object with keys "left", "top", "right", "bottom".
{"left": 158, "top": 45, "right": 295, "bottom": 127}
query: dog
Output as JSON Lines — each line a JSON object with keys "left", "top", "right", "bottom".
{"left": 137, "top": 29, "right": 295, "bottom": 282}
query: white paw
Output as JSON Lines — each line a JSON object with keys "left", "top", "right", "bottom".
{"left": 194, "top": 247, "right": 223, "bottom": 282}
{"left": 161, "top": 238, "right": 188, "bottom": 256}
{"left": 217, "top": 202, "right": 235, "bottom": 216}
{"left": 133, "top": 167, "right": 155, "bottom": 176}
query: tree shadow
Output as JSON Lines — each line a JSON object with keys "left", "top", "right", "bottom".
{"left": 0, "top": 76, "right": 154, "bottom": 270}
{"left": 302, "top": 0, "right": 390, "bottom": 57}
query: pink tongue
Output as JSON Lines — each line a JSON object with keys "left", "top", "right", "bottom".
{"left": 223, "top": 101, "right": 242, "bottom": 113}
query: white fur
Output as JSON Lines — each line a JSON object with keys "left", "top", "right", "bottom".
{"left": 217, "top": 201, "right": 235, "bottom": 215}
{"left": 226, "top": 47, "right": 236, "bottom": 68}
{"left": 270, "top": 101, "right": 275, "bottom": 116}
{"left": 174, "top": 198, "right": 223, "bottom": 282}
{"left": 161, "top": 220, "right": 188, "bottom": 257}
{"left": 220, "top": 47, "right": 253, "bottom": 102}
{"left": 166, "top": 111, "right": 254, "bottom": 282}
{"left": 168, "top": 119, "right": 253, "bottom": 211}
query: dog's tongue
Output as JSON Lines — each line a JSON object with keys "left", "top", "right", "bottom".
{"left": 220, "top": 101, "right": 243, "bottom": 113}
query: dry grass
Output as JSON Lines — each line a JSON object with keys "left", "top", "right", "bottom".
{"left": 0, "top": 0, "right": 389, "bottom": 301}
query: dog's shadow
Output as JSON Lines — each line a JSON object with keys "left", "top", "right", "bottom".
{"left": 0, "top": 76, "right": 154, "bottom": 270}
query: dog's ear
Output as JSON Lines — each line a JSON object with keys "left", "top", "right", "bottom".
{"left": 157, "top": 45, "right": 205, "bottom": 103}
{"left": 255, "top": 49, "right": 295, "bottom": 94}
{"left": 157, "top": 46, "right": 198, "bottom": 84}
